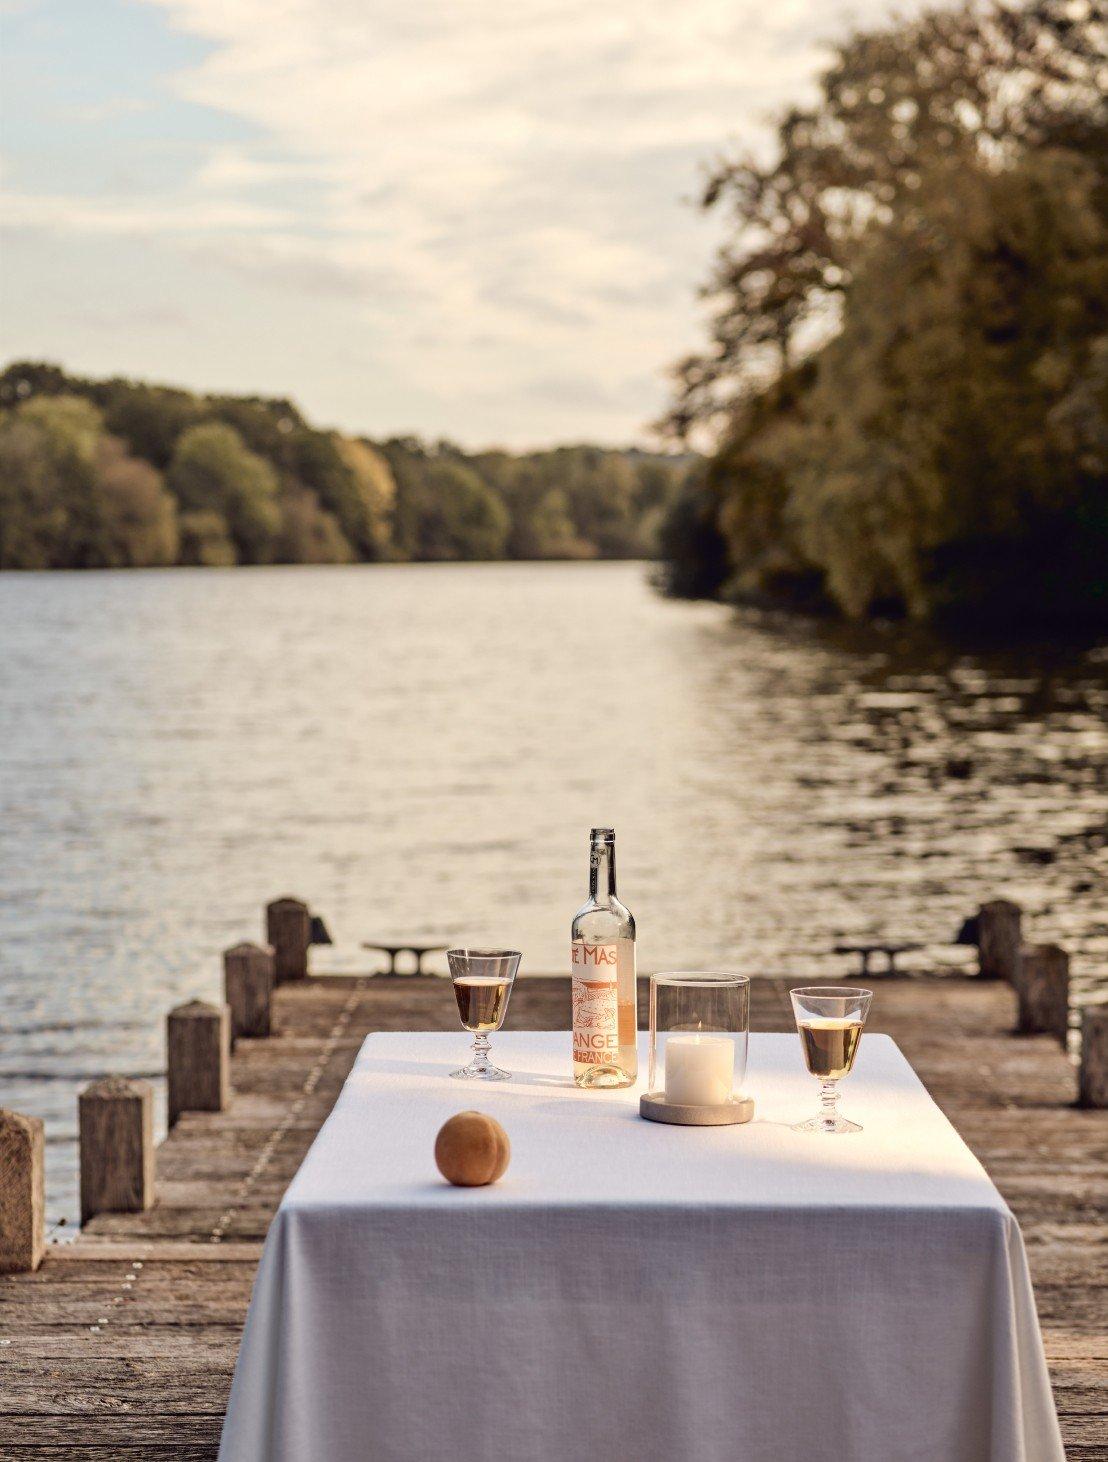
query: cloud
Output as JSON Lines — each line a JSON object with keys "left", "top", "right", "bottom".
{"left": 72, "top": 98, "right": 153, "bottom": 123}
{"left": 1, "top": 191, "right": 287, "bottom": 234}
{"left": 6, "top": 0, "right": 906, "bottom": 443}
{"left": 191, "top": 146, "right": 308, "bottom": 191}
{"left": 187, "top": 235, "right": 387, "bottom": 298}
{"left": 69, "top": 303, "right": 190, "bottom": 331}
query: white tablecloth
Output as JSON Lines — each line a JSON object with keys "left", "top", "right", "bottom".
{"left": 219, "top": 1031, "right": 1062, "bottom": 1462}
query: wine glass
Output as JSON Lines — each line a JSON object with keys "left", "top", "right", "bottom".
{"left": 448, "top": 949, "right": 521, "bottom": 1080}
{"left": 790, "top": 986, "right": 872, "bottom": 1133}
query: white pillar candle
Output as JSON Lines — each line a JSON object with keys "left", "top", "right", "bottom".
{"left": 664, "top": 1034, "right": 735, "bottom": 1106}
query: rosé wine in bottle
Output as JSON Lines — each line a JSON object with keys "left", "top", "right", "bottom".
{"left": 571, "top": 827, "right": 637, "bottom": 1088}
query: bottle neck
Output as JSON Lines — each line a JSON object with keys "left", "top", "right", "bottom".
{"left": 589, "top": 838, "right": 617, "bottom": 902}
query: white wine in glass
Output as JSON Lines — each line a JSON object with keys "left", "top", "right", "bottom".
{"left": 453, "top": 976, "right": 513, "bottom": 1033}
{"left": 790, "top": 987, "right": 872, "bottom": 1133}
{"left": 798, "top": 1018, "right": 863, "bottom": 1081}
{"left": 447, "top": 949, "right": 520, "bottom": 1080}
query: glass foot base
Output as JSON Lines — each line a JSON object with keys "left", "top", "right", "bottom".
{"left": 793, "top": 1114, "right": 862, "bottom": 1134}
{"left": 450, "top": 1064, "right": 511, "bottom": 1081}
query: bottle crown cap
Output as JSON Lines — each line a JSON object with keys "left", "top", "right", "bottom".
{"left": 590, "top": 827, "right": 615, "bottom": 839}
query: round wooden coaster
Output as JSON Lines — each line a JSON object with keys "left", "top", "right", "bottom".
{"left": 639, "top": 1092, "right": 755, "bottom": 1126}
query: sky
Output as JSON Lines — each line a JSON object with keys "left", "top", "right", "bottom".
{"left": 1, "top": 0, "right": 899, "bottom": 449}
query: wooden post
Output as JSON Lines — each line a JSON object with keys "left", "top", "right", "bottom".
{"left": 167, "top": 1001, "right": 230, "bottom": 1126}
{"left": 78, "top": 1078, "right": 154, "bottom": 1226}
{"left": 266, "top": 897, "right": 311, "bottom": 983}
{"left": 977, "top": 899, "right": 1022, "bottom": 982}
{"left": 0, "top": 1110, "right": 45, "bottom": 1272}
{"left": 224, "top": 942, "right": 274, "bottom": 1041}
{"left": 1016, "top": 943, "right": 1070, "bottom": 1044}
{"left": 1078, "top": 1005, "right": 1108, "bottom": 1108}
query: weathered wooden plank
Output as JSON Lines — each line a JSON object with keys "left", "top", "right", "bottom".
{"left": 0, "top": 1332, "right": 242, "bottom": 1359}
{"left": 2, "top": 1447, "right": 221, "bottom": 1461}
{"left": 74, "top": 1206, "right": 278, "bottom": 1240}
{"left": 49, "top": 1243, "right": 262, "bottom": 1262}
{"left": 1040, "top": 1331, "right": 1108, "bottom": 1362}
{"left": 0, "top": 1357, "right": 236, "bottom": 1413}
{"left": 0, "top": 1415, "right": 226, "bottom": 1446}
{"left": 1025, "top": 1285, "right": 1108, "bottom": 1326}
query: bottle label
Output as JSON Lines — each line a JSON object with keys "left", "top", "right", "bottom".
{"left": 572, "top": 941, "right": 620, "bottom": 1065}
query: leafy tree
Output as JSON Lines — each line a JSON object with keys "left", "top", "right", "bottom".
{"left": 384, "top": 442, "right": 510, "bottom": 560}
{"left": 20, "top": 394, "right": 103, "bottom": 462}
{"left": 0, "top": 395, "right": 179, "bottom": 568}
{"left": 661, "top": 0, "right": 1108, "bottom": 629}
{"left": 654, "top": 462, "right": 731, "bottom": 599}
{"left": 178, "top": 511, "right": 237, "bottom": 567}
{"left": 0, "top": 411, "right": 69, "bottom": 568}
{"left": 0, "top": 361, "right": 74, "bottom": 408}
{"left": 276, "top": 488, "right": 356, "bottom": 564}
{"left": 99, "top": 383, "right": 202, "bottom": 469}
{"left": 470, "top": 445, "right": 688, "bottom": 559}
{"left": 703, "top": 142, "right": 1108, "bottom": 625}
{"left": 337, "top": 436, "right": 395, "bottom": 555}
{"left": 521, "top": 487, "right": 593, "bottom": 559}
{"left": 91, "top": 437, "right": 179, "bottom": 567}
{"left": 481, "top": 456, "right": 594, "bottom": 559}
{"left": 167, "top": 423, "right": 281, "bottom": 564}
{"left": 667, "top": 0, "right": 1106, "bottom": 436}
{"left": 532, "top": 448, "right": 642, "bottom": 556}
{"left": 203, "top": 394, "right": 305, "bottom": 462}
{"left": 285, "top": 429, "right": 390, "bottom": 560}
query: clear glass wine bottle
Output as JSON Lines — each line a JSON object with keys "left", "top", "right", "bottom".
{"left": 571, "top": 827, "right": 637, "bottom": 1088}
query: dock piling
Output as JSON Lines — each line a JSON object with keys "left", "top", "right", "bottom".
{"left": 78, "top": 1077, "right": 154, "bottom": 1225}
{"left": 1016, "top": 943, "right": 1070, "bottom": 1044}
{"left": 167, "top": 1000, "right": 230, "bottom": 1125}
{"left": 224, "top": 942, "right": 275, "bottom": 1041}
{"left": 266, "top": 896, "right": 311, "bottom": 983}
{"left": 976, "top": 899, "right": 1022, "bottom": 982}
{"left": 0, "top": 1109, "right": 45, "bottom": 1272}
{"left": 1078, "top": 1005, "right": 1108, "bottom": 1108}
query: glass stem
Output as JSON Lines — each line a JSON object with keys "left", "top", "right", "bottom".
{"left": 819, "top": 1079, "right": 838, "bottom": 1132}
{"left": 472, "top": 1032, "right": 491, "bottom": 1073}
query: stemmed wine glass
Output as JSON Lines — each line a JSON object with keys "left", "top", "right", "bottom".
{"left": 448, "top": 949, "right": 521, "bottom": 1080}
{"left": 790, "top": 986, "right": 872, "bottom": 1133}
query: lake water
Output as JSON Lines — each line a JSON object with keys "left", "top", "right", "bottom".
{"left": 2, "top": 561, "right": 1106, "bottom": 1227}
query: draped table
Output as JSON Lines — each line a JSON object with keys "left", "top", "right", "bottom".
{"left": 218, "top": 1031, "right": 1063, "bottom": 1462}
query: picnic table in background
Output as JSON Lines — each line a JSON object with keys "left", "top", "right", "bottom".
{"left": 832, "top": 939, "right": 923, "bottom": 977}
{"left": 361, "top": 941, "right": 448, "bottom": 975}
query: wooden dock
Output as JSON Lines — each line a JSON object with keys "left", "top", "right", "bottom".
{"left": 1, "top": 974, "right": 1105, "bottom": 1459}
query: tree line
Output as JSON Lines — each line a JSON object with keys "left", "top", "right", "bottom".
{"left": 659, "top": 0, "right": 1107, "bottom": 631}
{"left": 0, "top": 363, "right": 690, "bottom": 570}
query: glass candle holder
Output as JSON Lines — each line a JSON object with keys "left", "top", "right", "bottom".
{"left": 647, "top": 973, "right": 750, "bottom": 1110}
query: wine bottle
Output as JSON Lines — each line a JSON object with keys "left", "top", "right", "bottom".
{"left": 571, "top": 827, "right": 637, "bottom": 1088}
